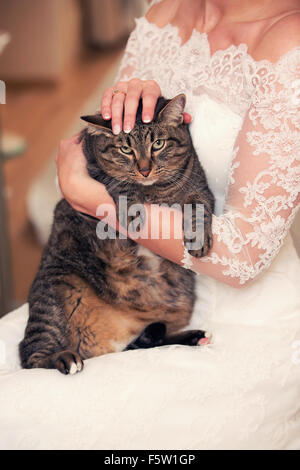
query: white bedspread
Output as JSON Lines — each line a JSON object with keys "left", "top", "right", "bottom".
{"left": 1, "top": 302, "right": 300, "bottom": 450}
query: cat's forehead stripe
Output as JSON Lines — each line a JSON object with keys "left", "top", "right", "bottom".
{"left": 168, "top": 137, "right": 181, "bottom": 144}
{"left": 129, "top": 133, "right": 138, "bottom": 145}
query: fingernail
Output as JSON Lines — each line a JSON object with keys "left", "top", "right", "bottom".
{"left": 104, "top": 113, "right": 110, "bottom": 119}
{"left": 124, "top": 125, "right": 132, "bottom": 133}
{"left": 113, "top": 124, "right": 121, "bottom": 135}
{"left": 143, "top": 115, "right": 151, "bottom": 123}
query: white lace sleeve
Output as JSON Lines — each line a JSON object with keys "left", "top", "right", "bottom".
{"left": 114, "top": 24, "right": 141, "bottom": 83}
{"left": 184, "top": 48, "right": 300, "bottom": 285}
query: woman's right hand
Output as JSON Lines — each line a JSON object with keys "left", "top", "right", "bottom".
{"left": 100, "top": 78, "right": 192, "bottom": 135}
{"left": 56, "top": 135, "right": 114, "bottom": 217}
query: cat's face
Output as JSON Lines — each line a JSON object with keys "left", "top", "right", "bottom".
{"left": 81, "top": 94, "right": 191, "bottom": 187}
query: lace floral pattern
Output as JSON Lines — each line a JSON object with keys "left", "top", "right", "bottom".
{"left": 116, "top": 18, "right": 254, "bottom": 116}
{"left": 116, "top": 12, "right": 300, "bottom": 285}
{"left": 203, "top": 49, "right": 300, "bottom": 284}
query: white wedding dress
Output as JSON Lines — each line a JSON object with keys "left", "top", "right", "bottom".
{"left": 0, "top": 3, "right": 300, "bottom": 450}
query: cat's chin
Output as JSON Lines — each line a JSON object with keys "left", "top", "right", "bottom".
{"left": 138, "top": 179, "right": 158, "bottom": 186}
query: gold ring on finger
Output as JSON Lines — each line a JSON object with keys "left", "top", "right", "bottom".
{"left": 112, "top": 89, "right": 126, "bottom": 97}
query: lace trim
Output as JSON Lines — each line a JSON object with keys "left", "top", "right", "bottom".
{"left": 116, "top": 15, "right": 300, "bottom": 116}
{"left": 181, "top": 244, "right": 194, "bottom": 271}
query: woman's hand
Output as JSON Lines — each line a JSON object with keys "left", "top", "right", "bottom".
{"left": 101, "top": 78, "right": 192, "bottom": 135}
{"left": 56, "top": 135, "right": 113, "bottom": 216}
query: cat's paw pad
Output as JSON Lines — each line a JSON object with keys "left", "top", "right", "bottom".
{"left": 198, "top": 331, "right": 212, "bottom": 346}
{"left": 53, "top": 350, "right": 84, "bottom": 375}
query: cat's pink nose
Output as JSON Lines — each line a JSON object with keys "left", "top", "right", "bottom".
{"left": 139, "top": 168, "right": 151, "bottom": 177}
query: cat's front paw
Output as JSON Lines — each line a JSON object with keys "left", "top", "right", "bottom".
{"left": 184, "top": 224, "right": 213, "bottom": 258}
{"left": 183, "top": 196, "right": 213, "bottom": 258}
{"left": 52, "top": 350, "right": 84, "bottom": 375}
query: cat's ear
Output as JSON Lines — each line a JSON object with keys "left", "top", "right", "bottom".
{"left": 81, "top": 114, "right": 113, "bottom": 137}
{"left": 157, "top": 94, "right": 186, "bottom": 126}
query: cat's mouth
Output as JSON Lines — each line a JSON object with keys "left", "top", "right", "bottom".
{"left": 134, "top": 169, "right": 158, "bottom": 186}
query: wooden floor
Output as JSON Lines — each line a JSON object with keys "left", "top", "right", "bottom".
{"left": 2, "top": 46, "right": 123, "bottom": 306}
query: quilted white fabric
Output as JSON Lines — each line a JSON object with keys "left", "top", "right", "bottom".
{"left": 0, "top": 301, "right": 300, "bottom": 450}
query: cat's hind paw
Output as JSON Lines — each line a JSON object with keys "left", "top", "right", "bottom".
{"left": 125, "top": 322, "right": 167, "bottom": 350}
{"left": 198, "top": 331, "right": 212, "bottom": 346}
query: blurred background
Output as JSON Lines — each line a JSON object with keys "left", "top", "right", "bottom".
{"left": 0, "top": 0, "right": 147, "bottom": 316}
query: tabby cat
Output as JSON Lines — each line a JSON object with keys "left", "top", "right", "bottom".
{"left": 19, "top": 94, "right": 214, "bottom": 375}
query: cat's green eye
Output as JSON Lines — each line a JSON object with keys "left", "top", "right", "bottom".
{"left": 120, "top": 146, "right": 133, "bottom": 155}
{"left": 152, "top": 139, "right": 165, "bottom": 151}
